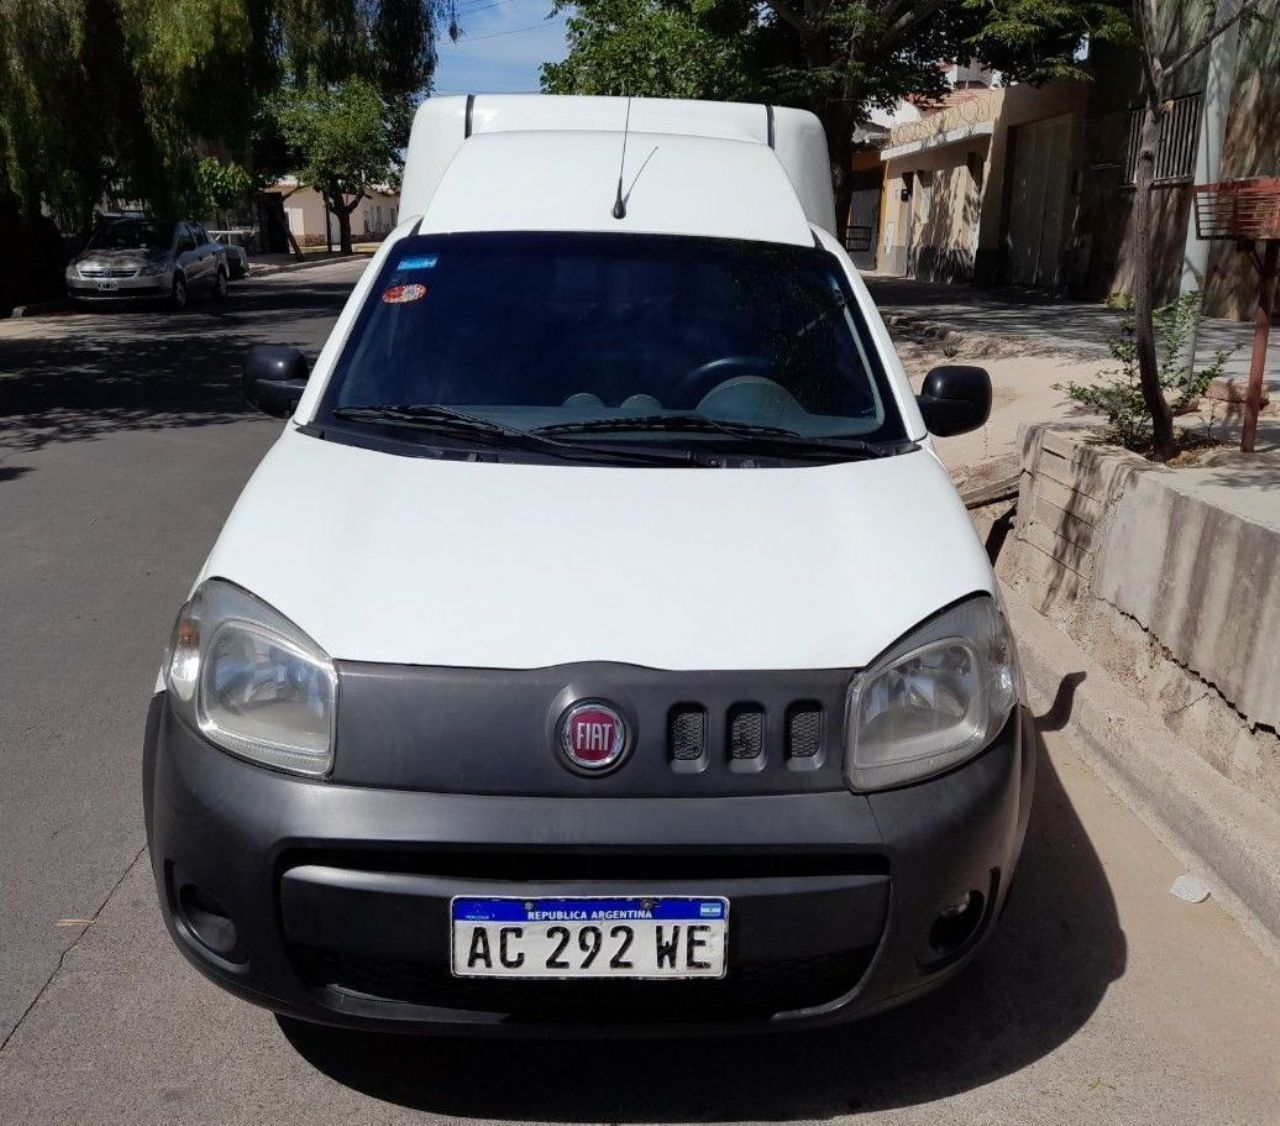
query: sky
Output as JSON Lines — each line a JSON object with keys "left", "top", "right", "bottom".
{"left": 431, "top": 0, "right": 571, "bottom": 96}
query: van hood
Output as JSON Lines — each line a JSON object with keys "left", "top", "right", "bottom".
{"left": 199, "top": 428, "right": 993, "bottom": 671}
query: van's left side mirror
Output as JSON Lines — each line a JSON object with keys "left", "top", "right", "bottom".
{"left": 917, "top": 365, "right": 991, "bottom": 437}
{"left": 244, "top": 345, "right": 309, "bottom": 418}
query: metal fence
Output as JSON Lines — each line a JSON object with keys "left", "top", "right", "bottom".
{"left": 1123, "top": 93, "right": 1203, "bottom": 185}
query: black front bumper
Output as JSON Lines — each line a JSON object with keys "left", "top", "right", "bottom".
{"left": 144, "top": 695, "right": 1034, "bottom": 1035}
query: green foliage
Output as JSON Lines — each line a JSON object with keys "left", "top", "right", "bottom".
{"left": 964, "top": 0, "right": 1132, "bottom": 84}
{"left": 541, "top": 0, "right": 752, "bottom": 100}
{"left": 0, "top": 1, "right": 437, "bottom": 227}
{"left": 1054, "top": 292, "right": 1232, "bottom": 452}
{"left": 194, "top": 156, "right": 253, "bottom": 217}
{"left": 273, "top": 77, "right": 397, "bottom": 203}
{"left": 542, "top": 1, "right": 1133, "bottom": 125}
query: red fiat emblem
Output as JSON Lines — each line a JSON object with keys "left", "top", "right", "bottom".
{"left": 559, "top": 701, "right": 628, "bottom": 771}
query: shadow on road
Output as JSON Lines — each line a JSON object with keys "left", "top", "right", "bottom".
{"left": 0, "top": 276, "right": 354, "bottom": 460}
{"left": 280, "top": 713, "right": 1125, "bottom": 1119}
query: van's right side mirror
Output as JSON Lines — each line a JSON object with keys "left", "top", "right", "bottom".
{"left": 243, "top": 345, "right": 309, "bottom": 418}
{"left": 917, "top": 365, "right": 991, "bottom": 437}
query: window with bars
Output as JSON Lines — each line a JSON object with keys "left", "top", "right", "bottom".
{"left": 1123, "top": 93, "right": 1203, "bottom": 185}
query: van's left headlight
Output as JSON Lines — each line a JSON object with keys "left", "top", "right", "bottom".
{"left": 164, "top": 579, "right": 336, "bottom": 776}
{"left": 846, "top": 596, "right": 1019, "bottom": 792}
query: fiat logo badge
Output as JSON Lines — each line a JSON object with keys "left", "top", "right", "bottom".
{"left": 558, "top": 701, "right": 628, "bottom": 772}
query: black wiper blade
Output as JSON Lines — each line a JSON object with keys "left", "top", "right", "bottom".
{"left": 334, "top": 404, "right": 514, "bottom": 437}
{"left": 539, "top": 413, "right": 902, "bottom": 461}
{"left": 330, "top": 405, "right": 700, "bottom": 466}
{"left": 538, "top": 414, "right": 801, "bottom": 440}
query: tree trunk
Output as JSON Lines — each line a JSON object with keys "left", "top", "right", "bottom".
{"left": 335, "top": 206, "right": 353, "bottom": 256}
{"left": 826, "top": 100, "right": 856, "bottom": 248}
{"left": 1131, "top": 101, "right": 1178, "bottom": 461}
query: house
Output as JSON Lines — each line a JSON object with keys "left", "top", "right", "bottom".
{"left": 874, "top": 5, "right": 1280, "bottom": 320}
{"left": 266, "top": 178, "right": 401, "bottom": 246}
{"left": 877, "top": 79, "right": 1088, "bottom": 287}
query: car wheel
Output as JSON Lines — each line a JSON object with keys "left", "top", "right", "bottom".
{"left": 170, "top": 274, "right": 188, "bottom": 311}
{"left": 212, "top": 267, "right": 228, "bottom": 300}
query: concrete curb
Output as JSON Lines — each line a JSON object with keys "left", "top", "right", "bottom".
{"left": 1003, "top": 581, "right": 1280, "bottom": 962}
{"left": 7, "top": 299, "right": 71, "bottom": 319}
{"left": 249, "top": 253, "right": 370, "bottom": 278}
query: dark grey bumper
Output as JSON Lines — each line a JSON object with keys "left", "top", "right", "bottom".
{"left": 143, "top": 694, "right": 1035, "bottom": 1035}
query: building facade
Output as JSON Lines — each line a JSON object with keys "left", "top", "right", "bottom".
{"left": 268, "top": 180, "right": 401, "bottom": 246}
{"left": 872, "top": 4, "right": 1279, "bottom": 321}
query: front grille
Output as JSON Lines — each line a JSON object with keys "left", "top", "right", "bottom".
{"left": 79, "top": 266, "right": 138, "bottom": 278}
{"left": 291, "top": 944, "right": 874, "bottom": 1023}
{"left": 786, "top": 703, "right": 823, "bottom": 760}
{"left": 668, "top": 705, "right": 706, "bottom": 762}
{"left": 287, "top": 848, "right": 888, "bottom": 881}
{"left": 727, "top": 705, "right": 765, "bottom": 761}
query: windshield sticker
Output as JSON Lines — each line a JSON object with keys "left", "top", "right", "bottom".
{"left": 397, "top": 254, "right": 438, "bottom": 270}
{"left": 382, "top": 283, "right": 427, "bottom": 304}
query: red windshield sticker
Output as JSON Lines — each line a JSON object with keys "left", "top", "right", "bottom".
{"left": 382, "top": 283, "right": 427, "bottom": 304}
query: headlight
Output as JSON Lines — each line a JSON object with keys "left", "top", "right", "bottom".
{"left": 846, "top": 596, "right": 1019, "bottom": 792}
{"left": 138, "top": 262, "right": 165, "bottom": 276}
{"left": 164, "top": 579, "right": 336, "bottom": 776}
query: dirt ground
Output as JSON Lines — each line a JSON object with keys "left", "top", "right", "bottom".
{"left": 893, "top": 332, "right": 1105, "bottom": 485}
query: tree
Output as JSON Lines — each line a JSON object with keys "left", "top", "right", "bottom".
{"left": 195, "top": 157, "right": 254, "bottom": 225}
{"left": 274, "top": 77, "right": 397, "bottom": 254}
{"left": 542, "top": 0, "right": 753, "bottom": 100}
{"left": 541, "top": 1, "right": 1131, "bottom": 238}
{"left": 1127, "top": 0, "right": 1274, "bottom": 460}
{"left": 0, "top": 1, "right": 439, "bottom": 229}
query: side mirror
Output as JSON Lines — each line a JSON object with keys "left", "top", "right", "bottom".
{"left": 917, "top": 365, "right": 991, "bottom": 437}
{"left": 243, "top": 345, "right": 309, "bottom": 418}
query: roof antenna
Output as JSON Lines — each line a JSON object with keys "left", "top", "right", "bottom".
{"left": 612, "top": 97, "right": 632, "bottom": 220}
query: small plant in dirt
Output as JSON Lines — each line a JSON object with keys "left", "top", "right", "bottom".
{"left": 1054, "top": 292, "right": 1232, "bottom": 455}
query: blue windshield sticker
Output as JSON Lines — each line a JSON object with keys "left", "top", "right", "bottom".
{"left": 397, "top": 254, "right": 438, "bottom": 271}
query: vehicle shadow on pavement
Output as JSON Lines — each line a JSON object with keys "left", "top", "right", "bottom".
{"left": 280, "top": 713, "right": 1126, "bottom": 1119}
{"left": 0, "top": 277, "right": 353, "bottom": 461}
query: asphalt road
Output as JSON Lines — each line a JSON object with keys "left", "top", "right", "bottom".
{"left": 2, "top": 262, "right": 1279, "bottom": 1125}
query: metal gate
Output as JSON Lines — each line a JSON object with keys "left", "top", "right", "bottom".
{"left": 1005, "top": 113, "right": 1073, "bottom": 287}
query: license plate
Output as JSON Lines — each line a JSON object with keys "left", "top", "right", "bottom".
{"left": 451, "top": 896, "right": 728, "bottom": 979}
{"left": 96, "top": 280, "right": 118, "bottom": 291}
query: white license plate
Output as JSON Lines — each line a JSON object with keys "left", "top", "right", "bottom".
{"left": 96, "top": 280, "right": 118, "bottom": 291}
{"left": 451, "top": 896, "right": 728, "bottom": 979}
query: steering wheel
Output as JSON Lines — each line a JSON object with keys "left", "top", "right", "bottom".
{"left": 672, "top": 356, "right": 772, "bottom": 406}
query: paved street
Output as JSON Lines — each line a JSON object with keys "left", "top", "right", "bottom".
{"left": 3, "top": 262, "right": 1280, "bottom": 1125}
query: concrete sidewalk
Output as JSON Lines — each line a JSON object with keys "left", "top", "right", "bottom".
{"left": 865, "top": 274, "right": 1280, "bottom": 396}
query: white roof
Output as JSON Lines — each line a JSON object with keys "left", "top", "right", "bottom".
{"left": 418, "top": 130, "right": 814, "bottom": 246}
{"left": 401, "top": 95, "right": 836, "bottom": 246}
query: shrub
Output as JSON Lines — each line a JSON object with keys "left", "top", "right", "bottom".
{"left": 1055, "top": 292, "right": 1231, "bottom": 452}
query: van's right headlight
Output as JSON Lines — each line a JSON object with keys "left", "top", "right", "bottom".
{"left": 845, "top": 596, "right": 1019, "bottom": 792}
{"left": 164, "top": 579, "right": 336, "bottom": 777}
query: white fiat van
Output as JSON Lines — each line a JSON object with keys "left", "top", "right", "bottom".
{"left": 144, "top": 95, "right": 1033, "bottom": 1034}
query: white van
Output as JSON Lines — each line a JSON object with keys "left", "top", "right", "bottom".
{"left": 144, "top": 95, "right": 1032, "bottom": 1033}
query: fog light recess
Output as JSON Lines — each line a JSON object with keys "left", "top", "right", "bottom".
{"left": 177, "top": 883, "right": 239, "bottom": 959}
{"left": 925, "top": 890, "right": 985, "bottom": 963}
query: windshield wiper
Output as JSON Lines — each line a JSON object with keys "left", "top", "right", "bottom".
{"left": 538, "top": 414, "right": 903, "bottom": 461}
{"left": 330, "top": 405, "right": 701, "bottom": 467}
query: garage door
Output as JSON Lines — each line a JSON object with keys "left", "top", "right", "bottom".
{"left": 1006, "top": 114, "right": 1073, "bottom": 287}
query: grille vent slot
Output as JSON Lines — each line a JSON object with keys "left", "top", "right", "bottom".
{"left": 727, "top": 705, "right": 765, "bottom": 762}
{"left": 668, "top": 705, "right": 707, "bottom": 763}
{"left": 786, "top": 703, "right": 823, "bottom": 761}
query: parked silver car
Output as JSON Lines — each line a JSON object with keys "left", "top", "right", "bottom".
{"left": 65, "top": 218, "right": 228, "bottom": 309}
{"left": 209, "top": 229, "right": 250, "bottom": 279}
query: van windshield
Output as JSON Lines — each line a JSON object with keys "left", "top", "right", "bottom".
{"left": 321, "top": 232, "right": 908, "bottom": 463}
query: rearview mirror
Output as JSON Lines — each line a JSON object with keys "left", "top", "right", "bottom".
{"left": 244, "top": 345, "right": 309, "bottom": 418}
{"left": 917, "top": 365, "right": 991, "bottom": 437}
